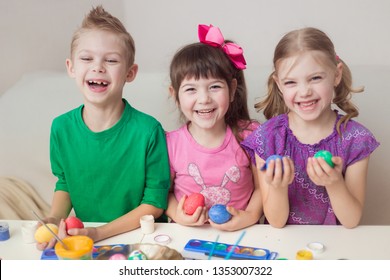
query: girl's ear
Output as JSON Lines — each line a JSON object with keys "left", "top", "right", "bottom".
{"left": 66, "top": 59, "right": 76, "bottom": 78}
{"left": 230, "top": 78, "right": 238, "bottom": 102}
{"left": 126, "top": 64, "right": 138, "bottom": 83}
{"left": 273, "top": 74, "right": 282, "bottom": 93}
{"left": 169, "top": 85, "right": 180, "bottom": 106}
{"left": 334, "top": 62, "right": 343, "bottom": 87}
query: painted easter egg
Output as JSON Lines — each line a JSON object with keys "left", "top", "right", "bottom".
{"left": 34, "top": 223, "right": 59, "bottom": 243}
{"left": 208, "top": 204, "right": 232, "bottom": 224}
{"left": 183, "top": 193, "right": 205, "bottom": 215}
{"left": 314, "top": 150, "right": 334, "bottom": 168}
{"left": 261, "top": 155, "right": 283, "bottom": 171}
{"left": 128, "top": 250, "right": 147, "bottom": 260}
{"left": 109, "top": 253, "right": 127, "bottom": 260}
{"left": 64, "top": 216, "right": 84, "bottom": 231}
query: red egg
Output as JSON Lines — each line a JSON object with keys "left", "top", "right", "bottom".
{"left": 183, "top": 193, "right": 205, "bottom": 215}
{"left": 65, "top": 216, "right": 84, "bottom": 231}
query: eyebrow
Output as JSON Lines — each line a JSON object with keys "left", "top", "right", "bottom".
{"left": 280, "top": 71, "right": 327, "bottom": 81}
{"left": 77, "top": 49, "right": 123, "bottom": 57}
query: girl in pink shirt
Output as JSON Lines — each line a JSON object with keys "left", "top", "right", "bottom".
{"left": 165, "top": 24, "right": 262, "bottom": 231}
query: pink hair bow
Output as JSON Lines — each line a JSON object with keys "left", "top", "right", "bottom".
{"left": 198, "top": 24, "right": 246, "bottom": 70}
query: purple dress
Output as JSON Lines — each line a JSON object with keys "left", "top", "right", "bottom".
{"left": 241, "top": 112, "right": 380, "bottom": 225}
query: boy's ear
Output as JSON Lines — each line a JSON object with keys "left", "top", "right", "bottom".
{"left": 126, "top": 64, "right": 138, "bottom": 83}
{"left": 66, "top": 59, "right": 76, "bottom": 78}
{"left": 168, "top": 85, "right": 175, "bottom": 98}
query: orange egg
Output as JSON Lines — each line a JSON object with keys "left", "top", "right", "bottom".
{"left": 34, "top": 223, "right": 59, "bottom": 243}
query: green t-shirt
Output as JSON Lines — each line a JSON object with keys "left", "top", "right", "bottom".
{"left": 50, "top": 99, "right": 170, "bottom": 222}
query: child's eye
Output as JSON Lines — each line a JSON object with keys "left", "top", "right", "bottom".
{"left": 184, "top": 87, "right": 196, "bottom": 93}
{"left": 312, "top": 75, "right": 322, "bottom": 81}
{"left": 210, "top": 85, "right": 222, "bottom": 90}
{"left": 106, "top": 59, "right": 118, "bottom": 63}
{"left": 80, "top": 57, "right": 92, "bottom": 61}
{"left": 284, "top": 81, "right": 295, "bottom": 86}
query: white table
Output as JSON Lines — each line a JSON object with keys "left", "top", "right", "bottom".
{"left": 1, "top": 220, "right": 390, "bottom": 260}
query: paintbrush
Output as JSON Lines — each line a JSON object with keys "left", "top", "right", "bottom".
{"left": 224, "top": 230, "right": 246, "bottom": 260}
{"left": 207, "top": 234, "right": 220, "bottom": 260}
{"left": 31, "top": 210, "right": 69, "bottom": 250}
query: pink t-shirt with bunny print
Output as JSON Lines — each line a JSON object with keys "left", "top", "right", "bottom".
{"left": 166, "top": 121, "right": 259, "bottom": 210}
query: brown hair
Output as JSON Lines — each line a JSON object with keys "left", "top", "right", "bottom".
{"left": 170, "top": 42, "right": 252, "bottom": 142}
{"left": 70, "top": 5, "right": 135, "bottom": 67}
{"left": 256, "top": 27, "right": 363, "bottom": 134}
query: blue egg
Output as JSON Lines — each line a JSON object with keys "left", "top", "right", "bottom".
{"left": 208, "top": 204, "right": 232, "bottom": 224}
{"left": 261, "top": 155, "right": 284, "bottom": 171}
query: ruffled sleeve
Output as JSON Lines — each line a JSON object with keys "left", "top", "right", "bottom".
{"left": 241, "top": 115, "right": 289, "bottom": 165}
{"left": 340, "top": 119, "right": 380, "bottom": 167}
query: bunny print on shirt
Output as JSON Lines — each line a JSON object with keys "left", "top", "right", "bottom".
{"left": 188, "top": 163, "right": 240, "bottom": 208}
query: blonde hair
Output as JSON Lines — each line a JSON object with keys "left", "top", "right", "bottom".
{"left": 256, "top": 27, "right": 363, "bottom": 134}
{"left": 70, "top": 5, "right": 135, "bottom": 66}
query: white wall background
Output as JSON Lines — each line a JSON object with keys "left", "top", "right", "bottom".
{"left": 1, "top": 0, "right": 389, "bottom": 224}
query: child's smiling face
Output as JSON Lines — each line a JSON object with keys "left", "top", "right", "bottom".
{"left": 177, "top": 76, "right": 233, "bottom": 134}
{"left": 274, "top": 50, "right": 342, "bottom": 123}
{"left": 66, "top": 29, "right": 136, "bottom": 106}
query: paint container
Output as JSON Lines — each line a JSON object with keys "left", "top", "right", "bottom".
{"left": 21, "top": 222, "right": 37, "bottom": 243}
{"left": 154, "top": 234, "right": 171, "bottom": 245}
{"left": 55, "top": 236, "right": 94, "bottom": 260}
{"left": 140, "top": 215, "right": 155, "bottom": 234}
{"left": 296, "top": 249, "right": 313, "bottom": 260}
{"left": 306, "top": 242, "right": 325, "bottom": 256}
{"left": 0, "top": 222, "right": 10, "bottom": 241}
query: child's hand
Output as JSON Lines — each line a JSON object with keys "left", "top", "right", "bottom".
{"left": 262, "top": 156, "right": 295, "bottom": 189}
{"left": 67, "top": 226, "right": 98, "bottom": 242}
{"left": 172, "top": 195, "right": 208, "bottom": 226}
{"left": 209, "top": 206, "right": 257, "bottom": 231}
{"left": 307, "top": 156, "right": 344, "bottom": 187}
{"left": 35, "top": 218, "right": 67, "bottom": 251}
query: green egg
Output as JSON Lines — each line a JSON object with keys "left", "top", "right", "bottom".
{"left": 314, "top": 150, "right": 334, "bottom": 168}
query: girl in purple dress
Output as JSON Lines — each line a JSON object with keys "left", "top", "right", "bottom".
{"left": 241, "top": 27, "right": 379, "bottom": 228}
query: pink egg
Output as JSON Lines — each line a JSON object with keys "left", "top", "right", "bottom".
{"left": 109, "top": 253, "right": 127, "bottom": 260}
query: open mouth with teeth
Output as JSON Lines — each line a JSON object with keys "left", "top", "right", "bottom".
{"left": 87, "top": 80, "right": 109, "bottom": 90}
{"left": 195, "top": 108, "right": 216, "bottom": 115}
{"left": 297, "top": 100, "right": 318, "bottom": 107}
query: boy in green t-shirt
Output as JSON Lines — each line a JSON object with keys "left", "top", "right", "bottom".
{"left": 37, "top": 6, "right": 170, "bottom": 250}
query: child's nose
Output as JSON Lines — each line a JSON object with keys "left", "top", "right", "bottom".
{"left": 198, "top": 90, "right": 211, "bottom": 103}
{"left": 299, "top": 83, "right": 312, "bottom": 96}
{"left": 92, "top": 60, "right": 106, "bottom": 73}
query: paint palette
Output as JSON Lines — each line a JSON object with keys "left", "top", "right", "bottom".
{"left": 182, "top": 239, "right": 278, "bottom": 260}
{"left": 41, "top": 244, "right": 128, "bottom": 260}
{"left": 41, "top": 243, "right": 184, "bottom": 260}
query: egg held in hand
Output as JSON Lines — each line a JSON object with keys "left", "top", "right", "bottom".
{"left": 314, "top": 150, "right": 334, "bottom": 168}
{"left": 261, "top": 155, "right": 284, "bottom": 171}
{"left": 183, "top": 193, "right": 205, "bottom": 215}
{"left": 65, "top": 216, "right": 84, "bottom": 231}
{"left": 34, "top": 223, "right": 59, "bottom": 243}
{"left": 208, "top": 204, "right": 232, "bottom": 224}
